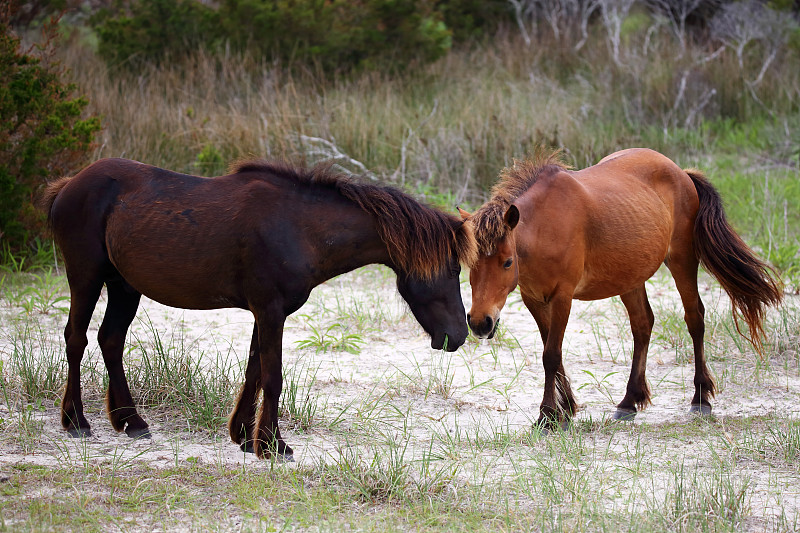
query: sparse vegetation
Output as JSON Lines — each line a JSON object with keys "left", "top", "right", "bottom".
{"left": 2, "top": 0, "right": 799, "bottom": 530}
{"left": 2, "top": 266, "right": 798, "bottom": 531}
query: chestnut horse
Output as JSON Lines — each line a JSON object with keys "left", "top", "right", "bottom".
{"left": 42, "top": 158, "right": 477, "bottom": 460}
{"left": 461, "top": 148, "right": 782, "bottom": 428}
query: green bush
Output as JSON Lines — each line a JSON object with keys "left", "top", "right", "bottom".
{"left": 92, "top": 0, "right": 461, "bottom": 73}
{"left": 0, "top": 11, "right": 100, "bottom": 252}
{"left": 436, "top": 0, "right": 510, "bottom": 42}
{"left": 91, "top": 0, "right": 218, "bottom": 67}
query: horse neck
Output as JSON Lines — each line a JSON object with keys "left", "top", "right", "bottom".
{"left": 305, "top": 204, "right": 395, "bottom": 285}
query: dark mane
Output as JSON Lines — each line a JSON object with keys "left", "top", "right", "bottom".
{"left": 472, "top": 150, "right": 567, "bottom": 255}
{"left": 232, "top": 159, "right": 477, "bottom": 277}
{"left": 230, "top": 159, "right": 341, "bottom": 186}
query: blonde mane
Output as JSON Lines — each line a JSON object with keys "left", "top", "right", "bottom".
{"left": 472, "top": 150, "right": 568, "bottom": 255}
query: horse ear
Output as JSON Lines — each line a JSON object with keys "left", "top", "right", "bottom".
{"left": 457, "top": 206, "right": 471, "bottom": 221}
{"left": 455, "top": 216, "right": 478, "bottom": 268}
{"left": 504, "top": 204, "right": 520, "bottom": 230}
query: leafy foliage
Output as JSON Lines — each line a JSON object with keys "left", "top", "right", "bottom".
{"left": 91, "top": 0, "right": 218, "bottom": 67}
{"left": 90, "top": 0, "right": 504, "bottom": 73}
{"left": 0, "top": 7, "right": 100, "bottom": 252}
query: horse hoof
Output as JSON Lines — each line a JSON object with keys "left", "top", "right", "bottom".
{"left": 67, "top": 427, "right": 91, "bottom": 438}
{"left": 240, "top": 442, "right": 255, "bottom": 454}
{"left": 277, "top": 452, "right": 295, "bottom": 463}
{"left": 612, "top": 408, "right": 637, "bottom": 421}
{"left": 535, "top": 419, "right": 570, "bottom": 435}
{"left": 126, "top": 427, "right": 152, "bottom": 439}
{"left": 689, "top": 404, "right": 712, "bottom": 417}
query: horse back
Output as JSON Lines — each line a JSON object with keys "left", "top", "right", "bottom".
{"left": 49, "top": 158, "right": 215, "bottom": 255}
{"left": 48, "top": 159, "right": 295, "bottom": 309}
{"left": 515, "top": 149, "right": 697, "bottom": 300}
{"left": 589, "top": 148, "right": 700, "bottom": 224}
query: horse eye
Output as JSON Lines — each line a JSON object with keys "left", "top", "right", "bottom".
{"left": 503, "top": 258, "right": 513, "bottom": 269}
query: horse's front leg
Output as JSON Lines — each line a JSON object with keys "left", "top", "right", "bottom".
{"left": 521, "top": 291, "right": 550, "bottom": 363}
{"left": 228, "top": 324, "right": 261, "bottom": 453}
{"left": 252, "top": 314, "right": 294, "bottom": 461}
{"left": 537, "top": 293, "right": 577, "bottom": 430}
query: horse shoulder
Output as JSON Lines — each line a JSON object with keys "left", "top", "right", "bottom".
{"left": 514, "top": 173, "right": 590, "bottom": 286}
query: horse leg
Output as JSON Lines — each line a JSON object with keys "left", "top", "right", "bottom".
{"left": 667, "top": 254, "right": 715, "bottom": 415}
{"left": 613, "top": 285, "right": 655, "bottom": 421}
{"left": 534, "top": 292, "right": 577, "bottom": 430}
{"left": 252, "top": 313, "right": 294, "bottom": 461}
{"left": 521, "top": 290, "right": 550, "bottom": 346}
{"left": 61, "top": 278, "right": 104, "bottom": 437}
{"left": 228, "top": 324, "right": 260, "bottom": 453}
{"left": 98, "top": 280, "right": 148, "bottom": 438}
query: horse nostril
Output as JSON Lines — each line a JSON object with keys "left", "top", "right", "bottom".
{"left": 485, "top": 316, "right": 493, "bottom": 331}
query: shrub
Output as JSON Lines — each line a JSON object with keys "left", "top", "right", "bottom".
{"left": 90, "top": 0, "right": 218, "bottom": 67}
{"left": 436, "top": 0, "right": 510, "bottom": 42}
{"left": 92, "top": 0, "right": 458, "bottom": 73}
{"left": 0, "top": 7, "right": 100, "bottom": 252}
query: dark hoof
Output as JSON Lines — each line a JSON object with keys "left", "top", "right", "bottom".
{"left": 240, "top": 442, "right": 255, "bottom": 454}
{"left": 536, "top": 419, "right": 570, "bottom": 435}
{"left": 689, "top": 404, "right": 712, "bottom": 417}
{"left": 126, "top": 426, "right": 152, "bottom": 439}
{"left": 67, "top": 427, "right": 92, "bottom": 438}
{"left": 276, "top": 452, "right": 295, "bottom": 463}
{"left": 612, "top": 408, "right": 637, "bottom": 421}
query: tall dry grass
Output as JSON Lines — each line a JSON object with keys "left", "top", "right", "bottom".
{"left": 57, "top": 16, "right": 800, "bottom": 206}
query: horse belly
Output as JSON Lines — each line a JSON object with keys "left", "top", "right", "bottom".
{"left": 573, "top": 256, "right": 664, "bottom": 300}
{"left": 105, "top": 217, "right": 248, "bottom": 310}
{"left": 573, "top": 203, "right": 672, "bottom": 300}
{"left": 117, "top": 261, "right": 244, "bottom": 310}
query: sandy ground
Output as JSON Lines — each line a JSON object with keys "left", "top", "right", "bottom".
{"left": 1, "top": 266, "right": 799, "bottom": 526}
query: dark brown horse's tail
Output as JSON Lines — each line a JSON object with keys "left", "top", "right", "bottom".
{"left": 686, "top": 168, "right": 783, "bottom": 353}
{"left": 38, "top": 176, "right": 72, "bottom": 226}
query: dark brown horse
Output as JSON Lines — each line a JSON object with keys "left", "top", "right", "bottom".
{"left": 42, "top": 158, "right": 478, "bottom": 460}
{"left": 460, "top": 148, "right": 782, "bottom": 428}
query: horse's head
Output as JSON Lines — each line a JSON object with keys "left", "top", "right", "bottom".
{"left": 394, "top": 218, "right": 476, "bottom": 352}
{"left": 459, "top": 205, "right": 520, "bottom": 339}
{"left": 396, "top": 258, "right": 467, "bottom": 351}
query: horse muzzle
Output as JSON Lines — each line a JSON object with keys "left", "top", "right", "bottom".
{"left": 430, "top": 326, "right": 468, "bottom": 351}
{"left": 467, "top": 313, "right": 500, "bottom": 339}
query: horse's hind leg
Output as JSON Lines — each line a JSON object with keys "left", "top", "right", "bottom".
{"left": 62, "top": 278, "right": 104, "bottom": 437}
{"left": 98, "top": 280, "right": 149, "bottom": 438}
{"left": 228, "top": 324, "right": 260, "bottom": 453}
{"left": 666, "top": 253, "right": 715, "bottom": 415}
{"left": 614, "top": 285, "right": 655, "bottom": 421}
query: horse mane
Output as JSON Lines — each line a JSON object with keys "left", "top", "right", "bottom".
{"left": 231, "top": 159, "right": 477, "bottom": 278}
{"left": 472, "top": 149, "right": 568, "bottom": 255}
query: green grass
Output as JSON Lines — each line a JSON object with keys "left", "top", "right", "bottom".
{"left": 294, "top": 322, "right": 366, "bottom": 355}
{"left": 2, "top": 12, "right": 800, "bottom": 529}
{"left": 124, "top": 313, "right": 241, "bottom": 430}
{"left": 280, "top": 356, "right": 322, "bottom": 432}
{"left": 1, "top": 258, "right": 798, "bottom": 532}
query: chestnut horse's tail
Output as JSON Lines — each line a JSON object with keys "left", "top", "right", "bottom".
{"left": 38, "top": 176, "right": 72, "bottom": 226}
{"left": 686, "top": 169, "right": 783, "bottom": 353}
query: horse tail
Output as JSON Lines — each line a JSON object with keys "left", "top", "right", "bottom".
{"left": 686, "top": 168, "right": 783, "bottom": 353}
{"left": 38, "top": 176, "right": 72, "bottom": 227}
